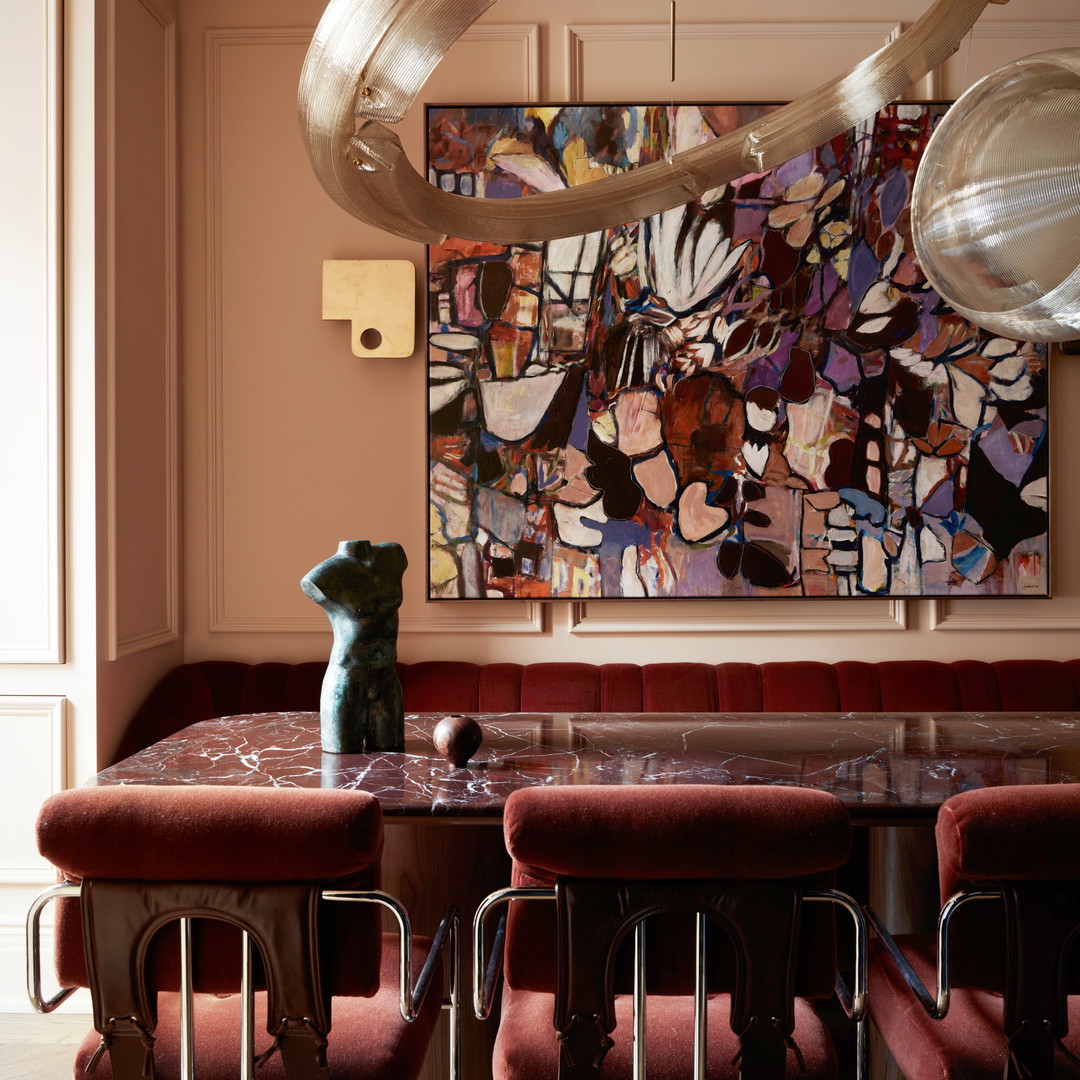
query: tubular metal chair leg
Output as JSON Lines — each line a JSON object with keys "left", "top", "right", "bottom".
{"left": 179, "top": 917, "right": 194, "bottom": 1080}
{"left": 633, "top": 921, "right": 647, "bottom": 1080}
{"left": 25, "top": 883, "right": 80, "bottom": 1014}
{"left": 694, "top": 913, "right": 707, "bottom": 1080}
{"left": 241, "top": 930, "right": 255, "bottom": 1080}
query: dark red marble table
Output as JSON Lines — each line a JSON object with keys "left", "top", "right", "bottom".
{"left": 92, "top": 710, "right": 1080, "bottom": 824}
{"left": 89, "top": 708, "right": 1080, "bottom": 1080}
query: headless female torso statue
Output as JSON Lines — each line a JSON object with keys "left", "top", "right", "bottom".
{"left": 301, "top": 540, "right": 408, "bottom": 752}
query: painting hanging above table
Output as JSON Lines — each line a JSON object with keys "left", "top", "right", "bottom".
{"left": 426, "top": 103, "right": 1049, "bottom": 600}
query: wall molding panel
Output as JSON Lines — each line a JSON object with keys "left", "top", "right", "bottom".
{"left": 107, "top": 0, "right": 180, "bottom": 660}
{"left": 204, "top": 25, "right": 543, "bottom": 637}
{"left": 564, "top": 21, "right": 903, "bottom": 101}
{"left": 0, "top": 695, "right": 68, "bottom": 1010}
{"left": 0, "top": 0, "right": 63, "bottom": 663}
{"left": 935, "top": 19, "right": 1080, "bottom": 96}
{"left": 400, "top": 602, "right": 546, "bottom": 635}
{"left": 966, "top": 18, "right": 1080, "bottom": 40}
{"left": 190, "top": 7, "right": 1077, "bottom": 656}
{"left": 569, "top": 599, "right": 908, "bottom": 635}
{"left": 0, "top": 696, "right": 66, "bottom": 882}
{"left": 205, "top": 28, "right": 310, "bottom": 636}
{"left": 928, "top": 599, "right": 1080, "bottom": 632}
{"left": 454, "top": 23, "right": 540, "bottom": 100}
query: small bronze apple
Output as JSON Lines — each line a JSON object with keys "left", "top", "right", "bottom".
{"left": 432, "top": 714, "right": 483, "bottom": 767}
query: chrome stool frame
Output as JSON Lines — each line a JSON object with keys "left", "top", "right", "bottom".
{"left": 28, "top": 882, "right": 460, "bottom": 1080}
{"left": 473, "top": 884, "right": 867, "bottom": 1080}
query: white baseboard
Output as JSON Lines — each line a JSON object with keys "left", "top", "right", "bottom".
{"left": 0, "top": 920, "right": 90, "bottom": 1015}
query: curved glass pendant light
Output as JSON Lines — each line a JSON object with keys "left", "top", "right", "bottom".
{"left": 911, "top": 48, "right": 1080, "bottom": 342}
{"left": 298, "top": 0, "right": 1006, "bottom": 245}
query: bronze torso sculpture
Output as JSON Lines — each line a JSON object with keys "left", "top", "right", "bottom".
{"left": 302, "top": 540, "right": 408, "bottom": 752}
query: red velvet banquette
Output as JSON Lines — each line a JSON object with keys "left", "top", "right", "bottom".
{"left": 114, "top": 658, "right": 1080, "bottom": 764}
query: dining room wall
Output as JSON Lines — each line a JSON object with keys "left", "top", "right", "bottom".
{"left": 3, "top": 0, "right": 1079, "bottom": 1017}
{"left": 177, "top": 0, "right": 1080, "bottom": 671}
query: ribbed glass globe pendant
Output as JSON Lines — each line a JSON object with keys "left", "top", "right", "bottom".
{"left": 912, "top": 48, "right": 1080, "bottom": 342}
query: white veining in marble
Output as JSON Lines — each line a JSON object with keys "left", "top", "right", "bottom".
{"left": 91, "top": 711, "right": 1080, "bottom": 820}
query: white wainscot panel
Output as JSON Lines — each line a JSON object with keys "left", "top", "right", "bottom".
{"left": 570, "top": 599, "right": 908, "bottom": 634}
{"left": 564, "top": 22, "right": 922, "bottom": 103}
{"left": 0, "top": 698, "right": 66, "bottom": 883}
{"left": 0, "top": 0, "right": 62, "bottom": 663}
{"left": 0, "top": 698, "right": 71, "bottom": 1012}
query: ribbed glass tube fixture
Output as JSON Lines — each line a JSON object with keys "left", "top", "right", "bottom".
{"left": 911, "top": 47, "right": 1080, "bottom": 342}
{"left": 298, "top": 0, "right": 1010, "bottom": 245}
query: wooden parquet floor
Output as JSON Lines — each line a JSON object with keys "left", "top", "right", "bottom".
{"left": 0, "top": 1012, "right": 87, "bottom": 1080}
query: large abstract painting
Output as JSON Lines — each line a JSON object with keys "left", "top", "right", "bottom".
{"left": 427, "top": 104, "right": 1049, "bottom": 600}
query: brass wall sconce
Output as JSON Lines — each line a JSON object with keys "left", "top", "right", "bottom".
{"left": 322, "top": 259, "right": 416, "bottom": 357}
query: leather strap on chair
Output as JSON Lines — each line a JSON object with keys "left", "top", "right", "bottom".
{"left": 554, "top": 877, "right": 803, "bottom": 1080}
{"left": 81, "top": 879, "right": 332, "bottom": 1080}
{"left": 1002, "top": 882, "right": 1080, "bottom": 1080}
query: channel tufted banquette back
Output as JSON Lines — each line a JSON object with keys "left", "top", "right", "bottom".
{"left": 112, "top": 658, "right": 1080, "bottom": 764}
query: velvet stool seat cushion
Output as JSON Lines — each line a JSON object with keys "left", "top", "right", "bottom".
{"left": 868, "top": 936, "right": 1080, "bottom": 1080}
{"left": 503, "top": 784, "right": 852, "bottom": 881}
{"left": 36, "top": 785, "right": 441, "bottom": 1080}
{"left": 495, "top": 786, "right": 853, "bottom": 1080}
{"left": 937, "top": 784, "right": 1080, "bottom": 992}
{"left": 38, "top": 785, "right": 385, "bottom": 998}
{"left": 495, "top": 990, "right": 838, "bottom": 1080}
{"left": 502, "top": 785, "right": 851, "bottom": 1000}
{"left": 36, "top": 784, "right": 385, "bottom": 883}
{"left": 867, "top": 785, "right": 1080, "bottom": 1080}
{"left": 936, "top": 785, "right": 1080, "bottom": 889}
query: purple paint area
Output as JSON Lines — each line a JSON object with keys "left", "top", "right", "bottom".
{"left": 426, "top": 103, "right": 1049, "bottom": 600}
{"left": 733, "top": 205, "right": 768, "bottom": 240}
{"left": 745, "top": 351, "right": 787, "bottom": 392}
{"left": 846, "top": 239, "right": 879, "bottom": 314}
{"left": 485, "top": 175, "right": 528, "bottom": 200}
{"left": 776, "top": 150, "right": 815, "bottom": 187}
{"left": 597, "top": 518, "right": 651, "bottom": 549}
{"left": 878, "top": 169, "right": 910, "bottom": 230}
{"left": 920, "top": 477, "right": 955, "bottom": 518}
{"left": 675, "top": 545, "right": 726, "bottom": 594}
{"left": 977, "top": 418, "right": 1039, "bottom": 486}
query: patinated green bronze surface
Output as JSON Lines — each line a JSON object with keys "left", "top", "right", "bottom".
{"left": 301, "top": 540, "right": 407, "bottom": 753}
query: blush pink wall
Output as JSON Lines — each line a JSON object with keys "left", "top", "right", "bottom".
{"left": 176, "top": 0, "right": 1080, "bottom": 668}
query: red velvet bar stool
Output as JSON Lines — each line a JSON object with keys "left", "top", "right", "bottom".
{"left": 27, "top": 785, "right": 457, "bottom": 1080}
{"left": 866, "top": 785, "right": 1080, "bottom": 1080}
{"left": 473, "top": 785, "right": 867, "bottom": 1080}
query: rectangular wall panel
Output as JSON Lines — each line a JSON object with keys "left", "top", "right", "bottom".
{"left": 0, "top": 697, "right": 69, "bottom": 1013}
{"left": 0, "top": 0, "right": 62, "bottom": 662}
{"left": 109, "top": 0, "right": 180, "bottom": 659}
{"left": 205, "top": 25, "right": 542, "bottom": 636}
{"left": 571, "top": 600, "right": 908, "bottom": 634}
{"left": 565, "top": 22, "right": 903, "bottom": 102}
{"left": 937, "top": 21, "right": 1080, "bottom": 97}
{"left": 0, "top": 698, "right": 66, "bottom": 881}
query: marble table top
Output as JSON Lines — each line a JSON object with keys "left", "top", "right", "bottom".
{"left": 91, "top": 711, "right": 1080, "bottom": 822}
